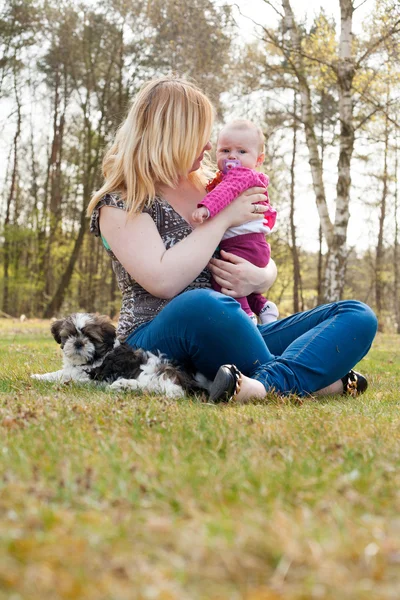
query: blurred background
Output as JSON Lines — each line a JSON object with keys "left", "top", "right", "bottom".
{"left": 0, "top": 0, "right": 399, "bottom": 331}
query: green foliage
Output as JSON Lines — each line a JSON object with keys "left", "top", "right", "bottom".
{"left": 145, "top": 0, "right": 234, "bottom": 113}
{"left": 0, "top": 0, "right": 41, "bottom": 94}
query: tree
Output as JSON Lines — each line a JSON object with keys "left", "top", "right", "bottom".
{"left": 0, "top": 0, "right": 39, "bottom": 98}
{"left": 2, "top": 59, "right": 21, "bottom": 314}
{"left": 394, "top": 139, "right": 400, "bottom": 332}
{"left": 288, "top": 91, "right": 303, "bottom": 313}
{"left": 145, "top": 0, "right": 233, "bottom": 114}
{"left": 41, "top": 3, "right": 143, "bottom": 316}
{"left": 249, "top": 0, "right": 400, "bottom": 301}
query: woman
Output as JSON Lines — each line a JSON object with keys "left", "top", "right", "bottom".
{"left": 88, "top": 75, "right": 377, "bottom": 403}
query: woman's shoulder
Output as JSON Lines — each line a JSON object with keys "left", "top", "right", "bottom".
{"left": 89, "top": 193, "right": 170, "bottom": 236}
{"left": 89, "top": 193, "right": 126, "bottom": 237}
{"left": 97, "top": 192, "right": 127, "bottom": 211}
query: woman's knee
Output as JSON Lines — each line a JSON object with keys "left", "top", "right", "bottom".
{"left": 339, "top": 300, "right": 378, "bottom": 340}
{"left": 357, "top": 301, "right": 378, "bottom": 340}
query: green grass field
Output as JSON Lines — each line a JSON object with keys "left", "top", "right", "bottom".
{"left": 0, "top": 319, "right": 399, "bottom": 600}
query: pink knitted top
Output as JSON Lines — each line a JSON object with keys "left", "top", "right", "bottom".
{"left": 199, "top": 167, "right": 277, "bottom": 231}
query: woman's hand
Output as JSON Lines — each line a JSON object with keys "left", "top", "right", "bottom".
{"left": 217, "top": 186, "right": 268, "bottom": 229}
{"left": 208, "top": 252, "right": 277, "bottom": 298}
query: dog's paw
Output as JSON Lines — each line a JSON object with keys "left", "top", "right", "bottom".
{"left": 194, "top": 372, "right": 212, "bottom": 393}
{"left": 31, "top": 371, "right": 64, "bottom": 382}
{"left": 164, "top": 385, "right": 185, "bottom": 399}
{"left": 109, "top": 378, "right": 140, "bottom": 391}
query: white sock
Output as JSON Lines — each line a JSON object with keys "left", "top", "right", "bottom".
{"left": 259, "top": 301, "right": 279, "bottom": 324}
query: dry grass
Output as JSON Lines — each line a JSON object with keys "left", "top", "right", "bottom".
{"left": 0, "top": 319, "right": 399, "bottom": 599}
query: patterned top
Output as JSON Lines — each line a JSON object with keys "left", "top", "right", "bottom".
{"left": 90, "top": 193, "right": 212, "bottom": 340}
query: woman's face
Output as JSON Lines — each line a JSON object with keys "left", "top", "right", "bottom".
{"left": 190, "top": 141, "right": 212, "bottom": 172}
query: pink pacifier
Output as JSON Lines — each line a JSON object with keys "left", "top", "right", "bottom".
{"left": 222, "top": 159, "right": 241, "bottom": 174}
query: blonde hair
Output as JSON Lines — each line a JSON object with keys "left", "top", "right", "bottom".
{"left": 219, "top": 119, "right": 265, "bottom": 154}
{"left": 88, "top": 76, "right": 214, "bottom": 216}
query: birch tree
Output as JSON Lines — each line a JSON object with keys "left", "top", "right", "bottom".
{"left": 288, "top": 92, "right": 303, "bottom": 312}
{"left": 281, "top": 0, "right": 354, "bottom": 300}
{"left": 256, "top": 0, "right": 400, "bottom": 301}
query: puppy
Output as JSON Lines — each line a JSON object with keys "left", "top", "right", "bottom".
{"left": 31, "top": 313, "right": 210, "bottom": 398}
{"left": 31, "top": 313, "right": 116, "bottom": 383}
{"left": 89, "top": 342, "right": 208, "bottom": 398}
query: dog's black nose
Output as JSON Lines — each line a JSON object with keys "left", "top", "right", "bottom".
{"left": 75, "top": 341, "right": 84, "bottom": 350}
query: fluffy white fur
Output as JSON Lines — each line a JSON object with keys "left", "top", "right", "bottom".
{"left": 31, "top": 313, "right": 211, "bottom": 398}
{"left": 109, "top": 360, "right": 212, "bottom": 398}
{"left": 109, "top": 352, "right": 186, "bottom": 398}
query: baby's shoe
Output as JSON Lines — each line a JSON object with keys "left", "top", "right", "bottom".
{"left": 259, "top": 301, "right": 279, "bottom": 324}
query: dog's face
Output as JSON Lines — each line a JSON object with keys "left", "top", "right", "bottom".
{"left": 51, "top": 313, "right": 116, "bottom": 366}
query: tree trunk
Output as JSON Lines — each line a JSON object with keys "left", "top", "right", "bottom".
{"left": 317, "top": 225, "right": 324, "bottom": 305}
{"left": 43, "top": 204, "right": 87, "bottom": 318}
{"left": 282, "top": 0, "right": 333, "bottom": 250}
{"left": 324, "top": 0, "right": 355, "bottom": 301}
{"left": 42, "top": 66, "right": 65, "bottom": 300}
{"left": 289, "top": 92, "right": 303, "bottom": 313}
{"left": 394, "top": 137, "right": 399, "bottom": 333}
{"left": 2, "top": 65, "right": 21, "bottom": 315}
{"left": 282, "top": 0, "right": 357, "bottom": 302}
{"left": 375, "top": 96, "right": 390, "bottom": 331}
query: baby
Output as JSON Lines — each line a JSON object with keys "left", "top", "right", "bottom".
{"left": 192, "top": 119, "right": 279, "bottom": 324}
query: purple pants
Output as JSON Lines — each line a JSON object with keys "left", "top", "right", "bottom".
{"left": 212, "top": 232, "right": 270, "bottom": 316}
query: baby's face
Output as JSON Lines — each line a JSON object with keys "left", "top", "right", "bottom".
{"left": 216, "top": 126, "right": 264, "bottom": 171}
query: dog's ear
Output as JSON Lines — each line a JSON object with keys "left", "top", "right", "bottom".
{"left": 99, "top": 317, "right": 117, "bottom": 350}
{"left": 50, "top": 319, "right": 65, "bottom": 345}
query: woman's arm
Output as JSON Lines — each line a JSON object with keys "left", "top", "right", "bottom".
{"left": 208, "top": 251, "right": 277, "bottom": 297}
{"left": 99, "top": 188, "right": 267, "bottom": 300}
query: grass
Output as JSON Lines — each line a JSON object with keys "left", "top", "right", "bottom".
{"left": 0, "top": 318, "right": 399, "bottom": 600}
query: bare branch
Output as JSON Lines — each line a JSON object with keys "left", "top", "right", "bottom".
{"left": 260, "top": 0, "right": 284, "bottom": 18}
{"left": 298, "top": 50, "right": 337, "bottom": 73}
{"left": 353, "top": 0, "right": 369, "bottom": 11}
{"left": 355, "top": 18, "right": 400, "bottom": 68}
{"left": 234, "top": 2, "right": 337, "bottom": 73}
{"left": 354, "top": 94, "right": 400, "bottom": 130}
{"left": 354, "top": 106, "right": 382, "bottom": 130}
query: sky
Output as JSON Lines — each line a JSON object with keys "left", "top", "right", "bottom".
{"left": 233, "top": 0, "right": 371, "bottom": 36}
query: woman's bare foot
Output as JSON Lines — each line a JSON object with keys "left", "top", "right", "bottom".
{"left": 314, "top": 380, "right": 344, "bottom": 396}
{"left": 210, "top": 366, "right": 348, "bottom": 404}
{"left": 209, "top": 365, "right": 266, "bottom": 403}
{"left": 235, "top": 374, "right": 266, "bottom": 403}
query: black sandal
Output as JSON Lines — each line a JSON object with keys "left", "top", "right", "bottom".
{"left": 209, "top": 364, "right": 242, "bottom": 403}
{"left": 341, "top": 370, "right": 368, "bottom": 396}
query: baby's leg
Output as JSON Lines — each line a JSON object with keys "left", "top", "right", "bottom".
{"left": 248, "top": 293, "right": 279, "bottom": 324}
{"left": 211, "top": 277, "right": 254, "bottom": 318}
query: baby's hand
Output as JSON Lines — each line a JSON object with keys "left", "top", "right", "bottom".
{"left": 192, "top": 206, "right": 210, "bottom": 224}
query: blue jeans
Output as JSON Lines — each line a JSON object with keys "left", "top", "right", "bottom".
{"left": 126, "top": 289, "right": 378, "bottom": 396}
